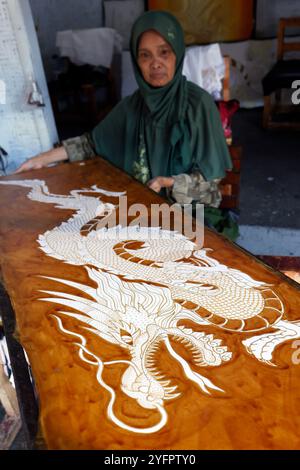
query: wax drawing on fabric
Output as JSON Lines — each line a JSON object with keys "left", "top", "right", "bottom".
{"left": 1, "top": 179, "right": 300, "bottom": 434}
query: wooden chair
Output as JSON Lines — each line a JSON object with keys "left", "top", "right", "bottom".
{"left": 262, "top": 17, "right": 300, "bottom": 129}
{"left": 217, "top": 55, "right": 242, "bottom": 210}
{"left": 222, "top": 55, "right": 231, "bottom": 102}
{"left": 80, "top": 67, "right": 118, "bottom": 126}
{"left": 219, "top": 145, "right": 242, "bottom": 210}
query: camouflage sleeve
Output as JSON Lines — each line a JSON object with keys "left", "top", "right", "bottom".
{"left": 62, "top": 132, "right": 97, "bottom": 162}
{"left": 171, "top": 171, "right": 222, "bottom": 208}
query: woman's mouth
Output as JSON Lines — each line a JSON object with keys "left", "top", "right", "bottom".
{"left": 150, "top": 73, "right": 166, "bottom": 80}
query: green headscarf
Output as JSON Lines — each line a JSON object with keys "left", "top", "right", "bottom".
{"left": 92, "top": 10, "right": 232, "bottom": 182}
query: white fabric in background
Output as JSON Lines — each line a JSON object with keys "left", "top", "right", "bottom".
{"left": 56, "top": 28, "right": 123, "bottom": 68}
{"left": 104, "top": 0, "right": 145, "bottom": 50}
{"left": 220, "top": 37, "right": 300, "bottom": 108}
{"left": 183, "top": 44, "right": 225, "bottom": 100}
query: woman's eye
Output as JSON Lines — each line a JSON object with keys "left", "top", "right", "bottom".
{"left": 161, "top": 49, "right": 171, "bottom": 57}
{"left": 138, "top": 52, "right": 150, "bottom": 60}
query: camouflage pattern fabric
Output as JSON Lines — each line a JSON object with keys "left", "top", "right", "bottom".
{"left": 62, "top": 133, "right": 97, "bottom": 163}
{"left": 171, "top": 172, "right": 222, "bottom": 208}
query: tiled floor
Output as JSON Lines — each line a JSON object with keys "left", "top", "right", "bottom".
{"left": 232, "top": 108, "right": 300, "bottom": 229}
{"left": 9, "top": 427, "right": 28, "bottom": 450}
{"left": 0, "top": 378, "right": 29, "bottom": 450}
{"left": 236, "top": 225, "right": 300, "bottom": 256}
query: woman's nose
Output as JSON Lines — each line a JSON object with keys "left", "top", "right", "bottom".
{"left": 150, "top": 57, "right": 161, "bottom": 69}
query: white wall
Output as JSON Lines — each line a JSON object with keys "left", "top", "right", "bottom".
{"left": 29, "top": 0, "right": 103, "bottom": 80}
{"left": 0, "top": 0, "right": 58, "bottom": 173}
{"left": 256, "top": 0, "right": 300, "bottom": 38}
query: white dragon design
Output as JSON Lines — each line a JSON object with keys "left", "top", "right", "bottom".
{"left": 1, "top": 179, "right": 300, "bottom": 434}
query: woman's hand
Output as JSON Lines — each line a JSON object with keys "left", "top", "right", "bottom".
{"left": 14, "top": 154, "right": 49, "bottom": 173}
{"left": 147, "top": 176, "right": 174, "bottom": 193}
{"left": 14, "top": 147, "right": 68, "bottom": 174}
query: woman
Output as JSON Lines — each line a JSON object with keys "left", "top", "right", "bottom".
{"left": 15, "top": 10, "right": 232, "bottom": 213}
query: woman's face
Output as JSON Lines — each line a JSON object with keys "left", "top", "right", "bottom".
{"left": 137, "top": 30, "right": 176, "bottom": 87}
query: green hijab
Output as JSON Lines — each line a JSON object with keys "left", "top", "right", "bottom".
{"left": 92, "top": 10, "right": 232, "bottom": 182}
